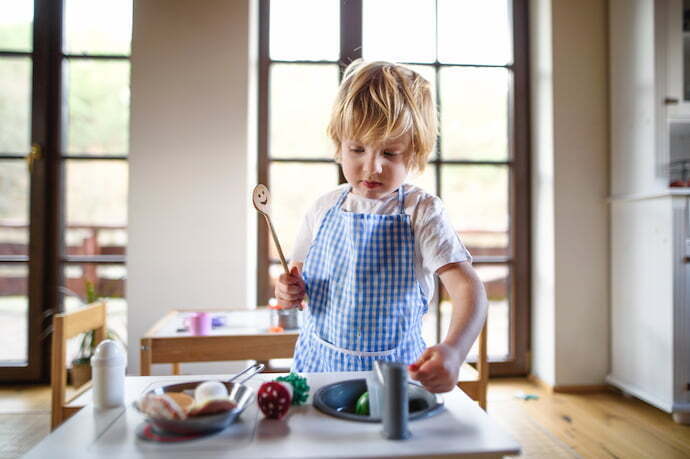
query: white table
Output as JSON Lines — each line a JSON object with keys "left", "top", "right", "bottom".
{"left": 26, "top": 372, "right": 520, "bottom": 458}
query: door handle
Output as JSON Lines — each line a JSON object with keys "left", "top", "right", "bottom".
{"left": 26, "top": 143, "right": 42, "bottom": 174}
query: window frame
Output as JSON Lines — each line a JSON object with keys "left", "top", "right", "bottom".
{"left": 0, "top": 0, "right": 130, "bottom": 383}
{"left": 0, "top": 0, "right": 64, "bottom": 382}
{"left": 257, "top": 0, "right": 530, "bottom": 376}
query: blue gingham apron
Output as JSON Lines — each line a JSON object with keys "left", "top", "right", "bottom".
{"left": 292, "top": 186, "right": 428, "bottom": 372}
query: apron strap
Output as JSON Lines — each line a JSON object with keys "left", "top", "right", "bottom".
{"left": 336, "top": 187, "right": 350, "bottom": 209}
{"left": 398, "top": 186, "right": 406, "bottom": 214}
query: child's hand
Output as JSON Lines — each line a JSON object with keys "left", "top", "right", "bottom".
{"left": 408, "top": 343, "right": 461, "bottom": 393}
{"left": 275, "top": 266, "right": 306, "bottom": 309}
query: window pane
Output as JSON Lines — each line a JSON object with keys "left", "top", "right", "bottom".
{"left": 441, "top": 165, "right": 509, "bottom": 257}
{"left": 363, "top": 0, "right": 435, "bottom": 63}
{"left": 0, "top": 263, "right": 28, "bottom": 363}
{"left": 270, "top": 0, "right": 339, "bottom": 61}
{"left": 63, "top": 263, "right": 127, "bottom": 361}
{"left": 476, "top": 264, "right": 509, "bottom": 359}
{"left": 0, "top": 57, "right": 31, "bottom": 153}
{"left": 65, "top": 160, "right": 128, "bottom": 241}
{"left": 437, "top": 0, "right": 512, "bottom": 65}
{"left": 66, "top": 226, "right": 127, "bottom": 258}
{"left": 63, "top": 0, "right": 132, "bottom": 55}
{"left": 0, "top": 160, "right": 29, "bottom": 256}
{"left": 270, "top": 64, "right": 339, "bottom": 158}
{"left": 268, "top": 262, "right": 283, "bottom": 300}
{"left": 407, "top": 164, "right": 436, "bottom": 196}
{"left": 269, "top": 162, "right": 339, "bottom": 261}
{"left": 64, "top": 59, "right": 130, "bottom": 155}
{"left": 426, "top": 264, "right": 510, "bottom": 359}
{"left": 0, "top": 0, "right": 33, "bottom": 52}
{"left": 440, "top": 67, "right": 509, "bottom": 161}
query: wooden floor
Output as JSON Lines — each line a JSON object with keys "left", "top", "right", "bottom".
{"left": 488, "top": 379, "right": 690, "bottom": 458}
{"left": 1, "top": 378, "right": 689, "bottom": 458}
{"left": 0, "top": 384, "right": 50, "bottom": 458}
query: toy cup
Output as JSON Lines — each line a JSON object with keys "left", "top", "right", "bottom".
{"left": 185, "top": 312, "right": 212, "bottom": 335}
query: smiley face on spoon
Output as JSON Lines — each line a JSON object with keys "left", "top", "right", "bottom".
{"left": 255, "top": 187, "right": 268, "bottom": 206}
{"left": 252, "top": 184, "right": 271, "bottom": 213}
{"left": 252, "top": 184, "right": 289, "bottom": 275}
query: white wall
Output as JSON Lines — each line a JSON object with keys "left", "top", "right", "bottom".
{"left": 530, "top": 0, "right": 556, "bottom": 385}
{"left": 530, "top": 0, "right": 610, "bottom": 386}
{"left": 127, "top": 0, "right": 255, "bottom": 375}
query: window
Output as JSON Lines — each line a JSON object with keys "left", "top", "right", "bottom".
{"left": 258, "top": 0, "right": 529, "bottom": 374}
{"left": 0, "top": 0, "right": 33, "bottom": 369}
{"left": 0, "top": 0, "right": 131, "bottom": 382}
{"left": 61, "top": 0, "right": 131, "bottom": 354}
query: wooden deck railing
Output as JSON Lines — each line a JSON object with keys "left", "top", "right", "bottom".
{"left": 0, "top": 222, "right": 126, "bottom": 298}
{"left": 1, "top": 222, "right": 509, "bottom": 301}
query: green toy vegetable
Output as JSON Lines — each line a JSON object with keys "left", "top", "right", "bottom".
{"left": 275, "top": 373, "right": 310, "bottom": 405}
{"left": 355, "top": 391, "right": 370, "bottom": 416}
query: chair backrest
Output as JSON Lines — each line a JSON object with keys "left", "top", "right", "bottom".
{"left": 50, "top": 301, "right": 107, "bottom": 430}
{"left": 456, "top": 313, "right": 489, "bottom": 410}
{"left": 476, "top": 320, "right": 489, "bottom": 408}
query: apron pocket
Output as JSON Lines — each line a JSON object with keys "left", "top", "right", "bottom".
{"left": 312, "top": 332, "right": 397, "bottom": 357}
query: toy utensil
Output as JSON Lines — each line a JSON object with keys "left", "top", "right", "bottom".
{"left": 252, "top": 184, "right": 305, "bottom": 311}
{"left": 227, "top": 362, "right": 265, "bottom": 384}
{"left": 252, "top": 184, "right": 289, "bottom": 274}
{"left": 376, "top": 361, "right": 411, "bottom": 440}
{"left": 132, "top": 362, "right": 265, "bottom": 435}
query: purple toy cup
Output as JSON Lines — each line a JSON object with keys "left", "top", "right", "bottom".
{"left": 186, "top": 312, "right": 212, "bottom": 335}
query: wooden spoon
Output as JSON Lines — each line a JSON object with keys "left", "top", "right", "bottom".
{"left": 252, "top": 184, "right": 289, "bottom": 274}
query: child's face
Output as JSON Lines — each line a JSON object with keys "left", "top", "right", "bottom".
{"left": 339, "top": 133, "right": 411, "bottom": 199}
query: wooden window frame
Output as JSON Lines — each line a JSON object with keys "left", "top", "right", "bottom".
{"left": 257, "top": 0, "right": 530, "bottom": 376}
{"left": 0, "top": 0, "right": 64, "bottom": 382}
{"left": 0, "top": 0, "right": 130, "bottom": 383}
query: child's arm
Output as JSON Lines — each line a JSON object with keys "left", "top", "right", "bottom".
{"left": 275, "top": 262, "right": 305, "bottom": 309}
{"left": 409, "top": 261, "right": 488, "bottom": 393}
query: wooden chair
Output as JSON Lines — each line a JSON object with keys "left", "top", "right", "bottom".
{"left": 51, "top": 301, "right": 107, "bottom": 430}
{"left": 457, "top": 320, "right": 489, "bottom": 410}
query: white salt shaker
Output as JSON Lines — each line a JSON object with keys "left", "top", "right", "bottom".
{"left": 91, "top": 339, "right": 126, "bottom": 408}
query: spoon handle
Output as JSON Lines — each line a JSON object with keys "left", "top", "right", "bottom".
{"left": 264, "top": 214, "right": 289, "bottom": 274}
{"left": 227, "top": 362, "right": 265, "bottom": 384}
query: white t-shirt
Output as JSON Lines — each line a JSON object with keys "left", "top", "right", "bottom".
{"left": 291, "top": 183, "right": 472, "bottom": 304}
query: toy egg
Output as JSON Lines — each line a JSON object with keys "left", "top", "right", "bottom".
{"left": 194, "top": 380, "right": 228, "bottom": 405}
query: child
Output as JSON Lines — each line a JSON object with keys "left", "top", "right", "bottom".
{"left": 276, "top": 60, "right": 488, "bottom": 393}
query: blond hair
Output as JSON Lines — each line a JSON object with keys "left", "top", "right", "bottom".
{"left": 327, "top": 60, "right": 437, "bottom": 173}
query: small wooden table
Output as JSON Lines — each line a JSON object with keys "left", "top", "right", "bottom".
{"left": 140, "top": 309, "right": 300, "bottom": 375}
{"left": 26, "top": 372, "right": 521, "bottom": 458}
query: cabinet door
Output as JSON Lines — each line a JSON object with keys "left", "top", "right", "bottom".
{"left": 665, "top": 0, "right": 690, "bottom": 118}
{"left": 674, "top": 198, "right": 690, "bottom": 406}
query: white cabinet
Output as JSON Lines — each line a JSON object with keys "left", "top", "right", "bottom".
{"left": 664, "top": 0, "right": 690, "bottom": 119}
{"left": 664, "top": 0, "right": 690, "bottom": 184}
{"left": 608, "top": 195, "right": 690, "bottom": 420}
{"left": 610, "top": 0, "right": 667, "bottom": 197}
{"left": 609, "top": 0, "right": 690, "bottom": 422}
{"left": 609, "top": 0, "right": 690, "bottom": 196}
